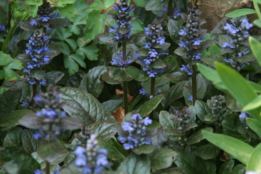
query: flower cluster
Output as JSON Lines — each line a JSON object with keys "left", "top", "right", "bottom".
{"left": 110, "top": 52, "right": 132, "bottom": 67}
{"left": 22, "top": 30, "right": 50, "bottom": 85}
{"left": 118, "top": 113, "right": 153, "bottom": 150}
{"left": 109, "top": 0, "right": 135, "bottom": 40}
{"left": 30, "top": 1, "right": 59, "bottom": 27}
{"left": 75, "top": 135, "right": 109, "bottom": 174}
{"left": 221, "top": 18, "right": 253, "bottom": 71}
{"left": 140, "top": 23, "right": 168, "bottom": 77}
{"left": 139, "top": 88, "right": 161, "bottom": 98}
{"left": 158, "top": 6, "right": 181, "bottom": 19}
{"left": 207, "top": 95, "right": 226, "bottom": 118}
{"left": 239, "top": 111, "right": 250, "bottom": 126}
{"left": 178, "top": 6, "right": 206, "bottom": 62}
{"left": 32, "top": 85, "right": 67, "bottom": 140}
{"left": 169, "top": 107, "right": 194, "bottom": 145}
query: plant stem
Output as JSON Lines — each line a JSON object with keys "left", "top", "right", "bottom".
{"left": 150, "top": 77, "right": 155, "bottom": 96}
{"left": 8, "top": 3, "right": 11, "bottom": 30}
{"left": 13, "top": 30, "right": 27, "bottom": 57}
{"left": 168, "top": 0, "right": 173, "bottom": 16}
{"left": 254, "top": 2, "right": 261, "bottom": 19}
{"left": 1, "top": 23, "right": 17, "bottom": 52}
{"left": 46, "top": 161, "right": 50, "bottom": 174}
{"left": 122, "top": 38, "right": 128, "bottom": 114}
{"left": 82, "top": 126, "right": 85, "bottom": 136}
{"left": 30, "top": 84, "right": 37, "bottom": 107}
{"left": 192, "top": 64, "right": 197, "bottom": 105}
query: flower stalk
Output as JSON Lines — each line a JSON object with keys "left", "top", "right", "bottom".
{"left": 192, "top": 64, "right": 197, "bottom": 105}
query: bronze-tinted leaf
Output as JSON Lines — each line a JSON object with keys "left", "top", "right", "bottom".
{"left": 3, "top": 78, "right": 29, "bottom": 90}
{"left": 49, "top": 18, "right": 70, "bottom": 29}
{"left": 58, "top": 117, "right": 82, "bottom": 130}
{"left": 19, "top": 114, "right": 44, "bottom": 129}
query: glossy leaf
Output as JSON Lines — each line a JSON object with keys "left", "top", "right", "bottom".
{"left": 226, "top": 9, "right": 256, "bottom": 17}
{"left": 247, "top": 143, "right": 261, "bottom": 172}
{"left": 246, "top": 118, "right": 261, "bottom": 138}
{"left": 139, "top": 94, "right": 163, "bottom": 117}
{"left": 149, "top": 148, "right": 177, "bottom": 170}
{"left": 125, "top": 66, "right": 150, "bottom": 82}
{"left": 59, "top": 87, "right": 105, "bottom": 126}
{"left": 0, "top": 109, "right": 33, "bottom": 128}
{"left": 186, "top": 127, "right": 213, "bottom": 145}
{"left": 133, "top": 145, "right": 155, "bottom": 155}
{"left": 203, "top": 131, "right": 254, "bottom": 164}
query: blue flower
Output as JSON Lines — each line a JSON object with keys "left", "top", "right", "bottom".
{"left": 142, "top": 117, "right": 152, "bottom": 125}
{"left": 23, "top": 69, "right": 30, "bottom": 74}
{"left": 148, "top": 49, "right": 158, "bottom": 57}
{"left": 145, "top": 27, "right": 152, "bottom": 35}
{"left": 51, "top": 13, "right": 60, "bottom": 19}
{"left": 173, "top": 8, "right": 181, "bottom": 19}
{"left": 33, "top": 131, "right": 44, "bottom": 140}
{"left": 193, "top": 53, "right": 201, "bottom": 60}
{"left": 132, "top": 113, "right": 142, "bottom": 120}
{"left": 144, "top": 58, "right": 152, "bottom": 64}
{"left": 223, "top": 58, "right": 234, "bottom": 63}
{"left": 39, "top": 78, "right": 46, "bottom": 86}
{"left": 118, "top": 136, "right": 127, "bottom": 143}
{"left": 145, "top": 42, "right": 151, "bottom": 49}
{"left": 28, "top": 79, "right": 36, "bottom": 85}
{"left": 30, "top": 19, "right": 38, "bottom": 26}
{"left": 110, "top": 52, "right": 132, "bottom": 67}
{"left": 40, "top": 15, "right": 50, "bottom": 22}
{"left": 148, "top": 70, "right": 157, "bottom": 77}
{"left": 240, "top": 19, "right": 253, "bottom": 30}
{"left": 34, "top": 169, "right": 44, "bottom": 174}
{"left": 179, "top": 29, "right": 188, "bottom": 36}
{"left": 222, "top": 42, "right": 235, "bottom": 48}
{"left": 180, "top": 64, "right": 193, "bottom": 75}
{"left": 0, "top": 25, "right": 6, "bottom": 32}
{"left": 139, "top": 88, "right": 149, "bottom": 96}
{"left": 179, "top": 41, "right": 187, "bottom": 47}
{"left": 224, "top": 23, "right": 239, "bottom": 34}
{"left": 193, "top": 39, "right": 202, "bottom": 45}
{"left": 122, "top": 122, "right": 134, "bottom": 131}
{"left": 109, "top": 25, "right": 118, "bottom": 33}
{"left": 188, "top": 95, "right": 193, "bottom": 102}
{"left": 123, "top": 142, "right": 134, "bottom": 150}
{"left": 163, "top": 6, "right": 167, "bottom": 13}
{"left": 157, "top": 37, "right": 165, "bottom": 45}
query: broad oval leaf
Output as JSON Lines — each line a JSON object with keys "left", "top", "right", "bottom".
{"left": 149, "top": 148, "right": 177, "bottom": 170}
{"left": 247, "top": 143, "right": 261, "bottom": 172}
{"left": 138, "top": 94, "right": 163, "bottom": 117}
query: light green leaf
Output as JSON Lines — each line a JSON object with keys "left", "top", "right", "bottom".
{"left": 247, "top": 143, "right": 261, "bottom": 172}
{"left": 226, "top": 9, "right": 256, "bottom": 17}
{"left": 64, "top": 55, "right": 79, "bottom": 75}
{"left": 203, "top": 131, "right": 254, "bottom": 164}
{"left": 249, "top": 36, "right": 261, "bottom": 66}
{"left": 246, "top": 118, "right": 261, "bottom": 138}
{"left": 58, "top": 4, "right": 76, "bottom": 21}
{"left": 58, "top": 43, "right": 70, "bottom": 55}
{"left": 65, "top": 39, "right": 77, "bottom": 51}
{"left": 76, "top": 45, "right": 99, "bottom": 60}
{"left": 104, "top": 0, "right": 116, "bottom": 9}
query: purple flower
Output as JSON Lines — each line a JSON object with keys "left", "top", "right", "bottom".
{"left": 224, "top": 23, "right": 239, "bottom": 34}
{"left": 223, "top": 58, "right": 234, "bottom": 63}
{"left": 145, "top": 27, "right": 152, "bottom": 35}
{"left": 28, "top": 79, "right": 36, "bottom": 85}
{"left": 109, "top": 25, "right": 118, "bottom": 33}
{"left": 30, "top": 19, "right": 38, "bottom": 26}
{"left": 144, "top": 58, "right": 152, "bottom": 64}
{"left": 75, "top": 146, "right": 86, "bottom": 156}
{"left": 33, "top": 131, "right": 43, "bottom": 140}
{"left": 132, "top": 113, "right": 142, "bottom": 120}
{"left": 173, "top": 8, "right": 181, "bottom": 19}
{"left": 148, "top": 49, "right": 158, "bottom": 57}
{"left": 193, "top": 39, "right": 201, "bottom": 45}
{"left": 142, "top": 117, "right": 152, "bottom": 125}
{"left": 27, "top": 62, "right": 35, "bottom": 69}
{"left": 139, "top": 88, "right": 149, "bottom": 96}
{"left": 21, "top": 101, "right": 29, "bottom": 107}
{"left": 122, "top": 122, "right": 134, "bottom": 131}
{"left": 51, "top": 13, "right": 60, "bottom": 19}
{"left": 118, "top": 136, "right": 127, "bottom": 143}
{"left": 0, "top": 25, "right": 6, "bottom": 32}
{"left": 179, "top": 29, "right": 188, "bottom": 36}
{"left": 23, "top": 69, "right": 30, "bottom": 74}
{"left": 163, "top": 6, "right": 167, "bottom": 13}
{"left": 188, "top": 95, "right": 193, "bottom": 102}
{"left": 145, "top": 42, "right": 151, "bottom": 49}
{"left": 148, "top": 70, "right": 157, "bottom": 77}
{"left": 40, "top": 15, "right": 50, "bottom": 22}
{"left": 39, "top": 78, "right": 46, "bottom": 86}
{"left": 179, "top": 41, "right": 187, "bottom": 47}
{"left": 180, "top": 64, "right": 193, "bottom": 75}
{"left": 240, "top": 19, "right": 253, "bottom": 30}
{"left": 123, "top": 143, "right": 134, "bottom": 150}
{"left": 193, "top": 53, "right": 201, "bottom": 60}
{"left": 96, "top": 153, "right": 108, "bottom": 166}
{"left": 157, "top": 37, "right": 165, "bottom": 45}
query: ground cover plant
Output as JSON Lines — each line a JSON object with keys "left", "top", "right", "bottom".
{"left": 1, "top": 0, "right": 261, "bottom": 174}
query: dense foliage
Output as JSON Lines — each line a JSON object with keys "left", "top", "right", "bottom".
{"left": 1, "top": 0, "right": 261, "bottom": 174}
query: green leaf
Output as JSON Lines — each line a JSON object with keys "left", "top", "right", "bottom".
{"left": 3, "top": 79, "right": 29, "bottom": 90}
{"left": 64, "top": 54, "right": 86, "bottom": 75}
{"left": 76, "top": 45, "right": 99, "bottom": 60}
{"left": 103, "top": 99, "right": 123, "bottom": 112}
{"left": 104, "top": 0, "right": 116, "bottom": 9}
{"left": 133, "top": 0, "right": 145, "bottom": 7}
{"left": 175, "top": 151, "right": 216, "bottom": 174}
{"left": 65, "top": 39, "right": 77, "bottom": 51}
{"left": 246, "top": 118, "right": 261, "bottom": 138}
{"left": 197, "top": 63, "right": 221, "bottom": 83}
{"left": 194, "top": 143, "right": 219, "bottom": 160}
{"left": 59, "top": 43, "right": 71, "bottom": 55}
{"left": 138, "top": 94, "right": 163, "bottom": 117}
{"left": 143, "top": 76, "right": 170, "bottom": 93}
{"left": 226, "top": 8, "right": 256, "bottom": 17}
{"left": 203, "top": 131, "right": 254, "bottom": 164}
{"left": 118, "top": 153, "right": 150, "bottom": 174}
{"left": 109, "top": 67, "right": 133, "bottom": 82}
{"left": 0, "top": 109, "right": 33, "bottom": 128}
{"left": 254, "top": 19, "right": 261, "bottom": 28}
{"left": 168, "top": 19, "right": 183, "bottom": 44}
{"left": 37, "top": 141, "right": 68, "bottom": 163}
{"left": 186, "top": 127, "right": 213, "bottom": 145}
{"left": 151, "top": 59, "right": 166, "bottom": 69}
{"left": 58, "top": 4, "right": 76, "bottom": 21}
{"left": 44, "top": 71, "right": 64, "bottom": 85}
{"left": 159, "top": 111, "right": 174, "bottom": 130}
{"left": 247, "top": 143, "right": 261, "bottom": 172}
{"left": 149, "top": 148, "right": 177, "bottom": 170}
{"left": 3, "top": 127, "right": 22, "bottom": 148}
{"left": 88, "top": 119, "right": 119, "bottom": 140}
{"left": 243, "top": 95, "right": 261, "bottom": 111}
{"left": 59, "top": 87, "right": 105, "bottom": 126}
{"left": 145, "top": 0, "right": 167, "bottom": 13}
{"left": 101, "top": 71, "right": 121, "bottom": 85}
{"left": 215, "top": 62, "right": 261, "bottom": 120}
{"left": 98, "top": 138, "right": 125, "bottom": 161}
{"left": 218, "top": 159, "right": 245, "bottom": 174}
{"left": 133, "top": 145, "right": 155, "bottom": 155}
{"left": 0, "top": 147, "right": 40, "bottom": 174}
{"left": 125, "top": 66, "right": 149, "bottom": 82}
{"left": 0, "top": 90, "right": 22, "bottom": 118}
{"left": 55, "top": 28, "right": 72, "bottom": 40}
{"left": 249, "top": 36, "right": 261, "bottom": 66}
{"left": 161, "top": 81, "right": 185, "bottom": 108}
{"left": 84, "top": 10, "right": 106, "bottom": 41}
{"left": 80, "top": 66, "right": 107, "bottom": 98}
